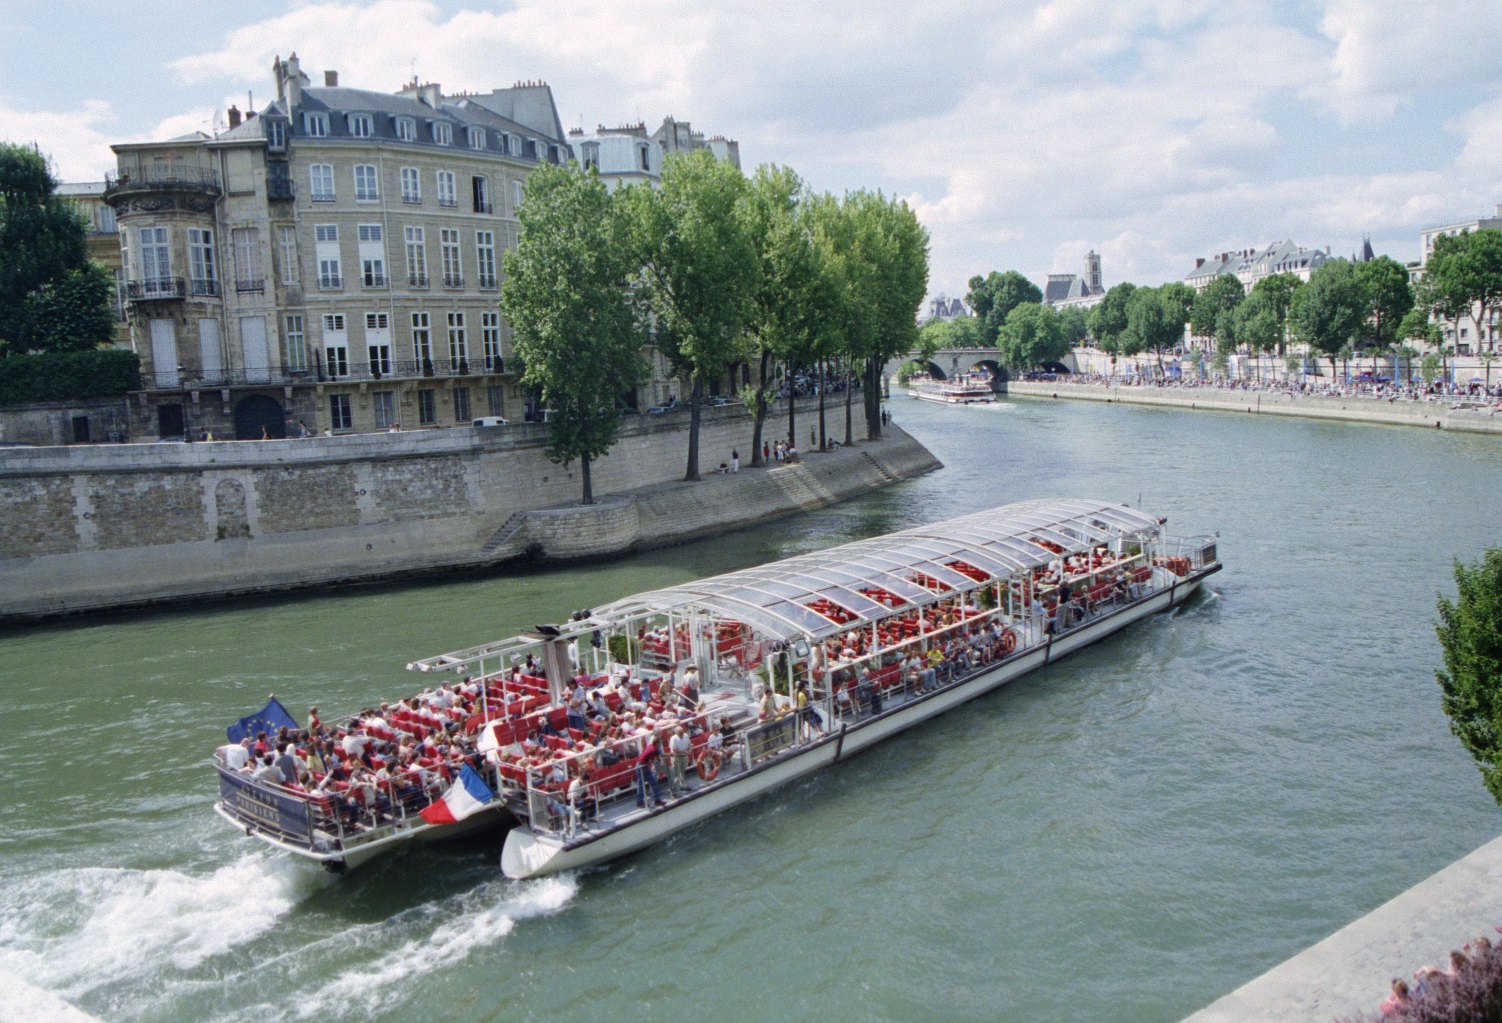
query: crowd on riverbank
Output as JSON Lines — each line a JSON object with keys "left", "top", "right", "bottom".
{"left": 1055, "top": 372, "right": 1502, "bottom": 414}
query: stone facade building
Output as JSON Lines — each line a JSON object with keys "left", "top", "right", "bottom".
{"left": 565, "top": 116, "right": 740, "bottom": 192}
{"left": 105, "top": 53, "right": 571, "bottom": 440}
{"left": 1043, "top": 250, "right": 1106, "bottom": 310}
{"left": 1183, "top": 240, "right": 1332, "bottom": 292}
{"left": 1416, "top": 204, "right": 1502, "bottom": 355}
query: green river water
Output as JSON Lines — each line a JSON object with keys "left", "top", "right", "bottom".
{"left": 1, "top": 394, "right": 1500, "bottom": 1023}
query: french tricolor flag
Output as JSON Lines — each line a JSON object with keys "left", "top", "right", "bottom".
{"left": 419, "top": 764, "right": 497, "bottom": 825}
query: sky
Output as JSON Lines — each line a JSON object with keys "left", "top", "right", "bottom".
{"left": 3, "top": 0, "right": 1501, "bottom": 301}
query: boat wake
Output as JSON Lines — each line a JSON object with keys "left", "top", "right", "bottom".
{"left": 282, "top": 873, "right": 578, "bottom": 1021}
{"left": 0, "top": 852, "right": 317, "bottom": 1002}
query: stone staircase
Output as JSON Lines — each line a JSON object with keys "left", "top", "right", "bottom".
{"left": 862, "top": 450, "right": 898, "bottom": 484}
{"left": 478, "top": 512, "right": 529, "bottom": 560}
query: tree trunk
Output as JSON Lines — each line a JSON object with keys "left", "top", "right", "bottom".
{"left": 816, "top": 359, "right": 827, "bottom": 452}
{"left": 786, "top": 363, "right": 796, "bottom": 453}
{"left": 581, "top": 453, "right": 594, "bottom": 506}
{"left": 843, "top": 361, "right": 854, "bottom": 446}
{"left": 750, "top": 350, "right": 772, "bottom": 467}
{"left": 684, "top": 375, "right": 703, "bottom": 481}
{"left": 864, "top": 358, "right": 882, "bottom": 438}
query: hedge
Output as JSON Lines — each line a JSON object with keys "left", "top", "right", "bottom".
{"left": 0, "top": 349, "right": 141, "bottom": 406}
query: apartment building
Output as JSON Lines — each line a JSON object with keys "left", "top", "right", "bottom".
{"left": 105, "top": 53, "right": 569, "bottom": 439}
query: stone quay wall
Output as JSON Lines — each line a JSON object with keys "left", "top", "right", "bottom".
{"left": 0, "top": 399, "right": 940, "bottom": 621}
{"left": 1008, "top": 381, "right": 1502, "bottom": 435}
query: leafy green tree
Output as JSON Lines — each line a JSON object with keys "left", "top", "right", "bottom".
{"left": 1248, "top": 272, "right": 1302, "bottom": 356}
{"left": 739, "top": 166, "right": 831, "bottom": 466}
{"left": 502, "top": 163, "right": 645, "bottom": 504}
{"left": 966, "top": 270, "right": 1041, "bottom": 345}
{"left": 1057, "top": 305, "right": 1089, "bottom": 349}
{"left": 1190, "top": 274, "right": 1244, "bottom": 354}
{"left": 1400, "top": 304, "right": 1450, "bottom": 383}
{"left": 918, "top": 315, "right": 980, "bottom": 353}
{"left": 1424, "top": 229, "right": 1502, "bottom": 360}
{"left": 0, "top": 143, "right": 113, "bottom": 355}
{"left": 1089, "top": 282, "right": 1136, "bottom": 371}
{"left": 1289, "top": 259, "right": 1365, "bottom": 379}
{"left": 997, "top": 302, "right": 1067, "bottom": 369}
{"left": 1436, "top": 548, "right": 1502, "bottom": 805}
{"left": 1124, "top": 285, "right": 1189, "bottom": 376}
{"left": 1355, "top": 255, "right": 1413, "bottom": 355}
{"left": 623, "top": 150, "right": 757, "bottom": 480}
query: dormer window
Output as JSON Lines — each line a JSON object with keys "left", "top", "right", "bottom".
{"left": 348, "top": 113, "right": 373, "bottom": 138}
{"left": 468, "top": 127, "right": 486, "bottom": 150}
{"left": 304, "top": 112, "right": 329, "bottom": 137}
{"left": 395, "top": 117, "right": 416, "bottom": 142}
{"left": 433, "top": 121, "right": 452, "bottom": 146}
{"left": 582, "top": 142, "right": 600, "bottom": 171}
{"left": 265, "top": 118, "right": 286, "bottom": 151}
{"left": 506, "top": 134, "right": 520, "bottom": 157}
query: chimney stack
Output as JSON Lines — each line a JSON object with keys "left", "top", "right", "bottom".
{"left": 1195, "top": 258, "right": 1205, "bottom": 269}
{"left": 227, "top": 106, "right": 241, "bottom": 129}
{"left": 325, "top": 70, "right": 338, "bottom": 87}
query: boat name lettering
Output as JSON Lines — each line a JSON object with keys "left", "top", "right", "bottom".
{"left": 219, "top": 770, "right": 312, "bottom": 842}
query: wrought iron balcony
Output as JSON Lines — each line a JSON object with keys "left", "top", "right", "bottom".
{"left": 438, "top": 197, "right": 457, "bottom": 208}
{"left": 474, "top": 200, "right": 493, "bottom": 214}
{"left": 126, "top": 277, "right": 187, "bottom": 302}
{"left": 189, "top": 278, "right": 219, "bottom": 297}
{"left": 443, "top": 273, "right": 464, "bottom": 288}
{"left": 477, "top": 275, "right": 498, "bottom": 290}
{"left": 408, "top": 273, "right": 429, "bottom": 288}
{"left": 267, "top": 179, "right": 295, "bottom": 201}
{"left": 318, "top": 274, "right": 344, "bottom": 290}
{"left": 235, "top": 278, "right": 265, "bottom": 294}
{"left": 361, "top": 272, "right": 388, "bottom": 288}
{"left": 104, "top": 167, "right": 221, "bottom": 202}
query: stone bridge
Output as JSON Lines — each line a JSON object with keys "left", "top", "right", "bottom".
{"left": 883, "top": 348, "right": 1010, "bottom": 393}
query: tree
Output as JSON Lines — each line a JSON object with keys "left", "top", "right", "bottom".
{"left": 1089, "top": 282, "right": 1136, "bottom": 372}
{"left": 966, "top": 270, "right": 1041, "bottom": 345}
{"left": 1436, "top": 548, "right": 1502, "bottom": 805}
{"left": 623, "top": 150, "right": 756, "bottom": 480}
{"left": 1289, "top": 259, "right": 1365, "bottom": 379}
{"left": 1355, "top": 255, "right": 1413, "bottom": 360}
{"left": 0, "top": 143, "right": 113, "bottom": 356}
{"left": 1424, "top": 229, "right": 1502, "bottom": 361}
{"left": 1057, "top": 305, "right": 1089, "bottom": 349}
{"left": 1248, "top": 272, "right": 1302, "bottom": 356}
{"left": 739, "top": 166, "right": 830, "bottom": 466}
{"left": 1190, "top": 274, "right": 1244, "bottom": 354}
{"left": 1401, "top": 301, "right": 1451, "bottom": 384}
{"left": 502, "top": 164, "right": 645, "bottom": 504}
{"left": 996, "top": 302, "right": 1067, "bottom": 370}
{"left": 1123, "top": 285, "right": 1189, "bottom": 376}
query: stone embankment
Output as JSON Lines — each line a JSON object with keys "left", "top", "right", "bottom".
{"left": 1182, "top": 832, "right": 1502, "bottom": 1022}
{"left": 0, "top": 402, "right": 940, "bottom": 622}
{"left": 1008, "top": 381, "right": 1502, "bottom": 435}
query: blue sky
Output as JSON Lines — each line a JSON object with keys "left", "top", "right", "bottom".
{"left": 3, "top": 0, "right": 1500, "bottom": 299}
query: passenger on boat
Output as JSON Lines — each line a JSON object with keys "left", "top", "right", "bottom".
{"left": 587, "top": 690, "right": 610, "bottom": 720}
{"left": 668, "top": 726, "right": 692, "bottom": 795}
{"left": 756, "top": 684, "right": 778, "bottom": 721}
{"left": 795, "top": 682, "right": 825, "bottom": 736}
{"left": 217, "top": 737, "right": 254, "bottom": 770}
{"left": 274, "top": 743, "right": 302, "bottom": 785}
{"left": 634, "top": 734, "right": 666, "bottom": 808}
{"left": 856, "top": 669, "right": 881, "bottom": 715}
{"left": 307, "top": 706, "right": 322, "bottom": 733}
{"left": 569, "top": 768, "right": 596, "bottom": 823}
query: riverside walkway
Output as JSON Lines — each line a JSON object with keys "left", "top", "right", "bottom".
{"left": 1008, "top": 380, "right": 1502, "bottom": 436}
{"left": 1182, "top": 833, "right": 1502, "bottom": 1022}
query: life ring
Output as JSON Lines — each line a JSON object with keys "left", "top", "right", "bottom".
{"left": 696, "top": 750, "right": 721, "bottom": 782}
{"left": 1000, "top": 629, "right": 1017, "bottom": 654}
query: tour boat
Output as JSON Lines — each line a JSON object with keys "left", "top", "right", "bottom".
{"left": 213, "top": 499, "right": 1220, "bottom": 878}
{"left": 907, "top": 373, "right": 996, "bottom": 404}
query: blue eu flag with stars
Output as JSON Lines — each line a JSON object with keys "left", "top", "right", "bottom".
{"left": 227, "top": 696, "right": 299, "bottom": 743}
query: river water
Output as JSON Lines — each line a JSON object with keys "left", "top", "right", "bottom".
{"left": 2, "top": 395, "right": 1500, "bottom": 1023}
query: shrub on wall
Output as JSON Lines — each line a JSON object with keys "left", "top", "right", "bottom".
{"left": 0, "top": 349, "right": 141, "bottom": 406}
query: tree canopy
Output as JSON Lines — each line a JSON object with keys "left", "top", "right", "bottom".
{"left": 1423, "top": 229, "right": 1502, "bottom": 357}
{"left": 0, "top": 142, "right": 114, "bottom": 356}
{"left": 1289, "top": 259, "right": 1366, "bottom": 376}
{"left": 1190, "top": 274, "right": 1244, "bottom": 357}
{"left": 966, "top": 270, "right": 1041, "bottom": 345}
{"left": 997, "top": 302, "right": 1068, "bottom": 369}
{"left": 1354, "top": 255, "right": 1414, "bottom": 351}
{"left": 622, "top": 150, "right": 757, "bottom": 480}
{"left": 1088, "top": 282, "right": 1136, "bottom": 359}
{"left": 1436, "top": 548, "right": 1502, "bottom": 805}
{"left": 502, "top": 163, "right": 645, "bottom": 504}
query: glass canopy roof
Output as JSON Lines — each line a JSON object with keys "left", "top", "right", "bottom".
{"left": 589, "top": 498, "right": 1164, "bottom": 643}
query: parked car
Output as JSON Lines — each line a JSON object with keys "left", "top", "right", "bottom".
{"left": 472, "top": 416, "right": 510, "bottom": 427}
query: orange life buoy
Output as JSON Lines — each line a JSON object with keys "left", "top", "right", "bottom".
{"left": 1000, "top": 629, "right": 1017, "bottom": 654}
{"left": 696, "top": 750, "right": 721, "bottom": 782}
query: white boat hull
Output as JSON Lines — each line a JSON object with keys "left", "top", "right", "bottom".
{"left": 502, "top": 571, "right": 1210, "bottom": 878}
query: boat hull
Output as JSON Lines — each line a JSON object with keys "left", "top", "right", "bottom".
{"left": 501, "top": 567, "right": 1214, "bottom": 878}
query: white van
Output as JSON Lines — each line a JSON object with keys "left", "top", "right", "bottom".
{"left": 472, "top": 416, "right": 510, "bottom": 427}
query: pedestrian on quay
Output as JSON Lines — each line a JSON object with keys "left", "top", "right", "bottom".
{"left": 731, "top": 449, "right": 739, "bottom": 473}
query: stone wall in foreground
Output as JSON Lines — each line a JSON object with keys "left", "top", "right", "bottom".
{"left": 0, "top": 402, "right": 940, "bottom": 621}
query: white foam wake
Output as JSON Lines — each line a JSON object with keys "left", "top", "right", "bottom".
{"left": 0, "top": 853, "right": 316, "bottom": 1000}
{"left": 291, "top": 873, "right": 578, "bottom": 1021}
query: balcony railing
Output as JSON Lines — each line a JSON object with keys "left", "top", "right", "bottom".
{"left": 104, "top": 167, "right": 221, "bottom": 200}
{"left": 408, "top": 273, "right": 429, "bottom": 288}
{"left": 402, "top": 194, "right": 421, "bottom": 205}
{"left": 126, "top": 277, "right": 186, "bottom": 301}
{"left": 157, "top": 358, "right": 511, "bottom": 389}
{"left": 474, "top": 200, "right": 493, "bottom": 214}
{"left": 267, "top": 179, "right": 295, "bottom": 201}
{"left": 311, "top": 192, "right": 336, "bottom": 203}
{"left": 188, "top": 278, "right": 219, "bottom": 297}
{"left": 443, "top": 273, "right": 464, "bottom": 288}
{"left": 438, "top": 197, "right": 457, "bottom": 208}
{"left": 361, "top": 273, "right": 388, "bottom": 288}
{"left": 477, "top": 274, "right": 498, "bottom": 290}
{"left": 318, "top": 275, "right": 344, "bottom": 290}
{"left": 235, "top": 278, "right": 265, "bottom": 294}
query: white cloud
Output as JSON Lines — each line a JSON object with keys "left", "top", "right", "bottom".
{"left": 0, "top": 97, "right": 117, "bottom": 180}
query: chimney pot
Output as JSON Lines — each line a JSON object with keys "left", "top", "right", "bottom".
{"left": 227, "top": 106, "right": 241, "bottom": 129}
{"left": 325, "top": 70, "right": 338, "bottom": 88}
